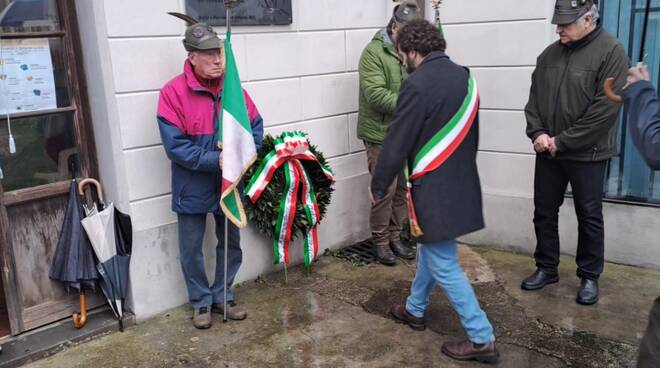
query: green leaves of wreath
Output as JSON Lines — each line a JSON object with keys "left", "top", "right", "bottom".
{"left": 244, "top": 133, "right": 334, "bottom": 239}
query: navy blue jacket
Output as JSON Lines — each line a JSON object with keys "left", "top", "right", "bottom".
{"left": 622, "top": 81, "right": 660, "bottom": 170}
{"left": 158, "top": 61, "right": 264, "bottom": 214}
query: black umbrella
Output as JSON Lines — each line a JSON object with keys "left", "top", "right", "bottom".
{"left": 49, "top": 179, "right": 100, "bottom": 328}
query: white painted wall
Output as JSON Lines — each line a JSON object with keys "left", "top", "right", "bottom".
{"left": 75, "top": 0, "right": 391, "bottom": 321}
{"left": 75, "top": 0, "right": 660, "bottom": 321}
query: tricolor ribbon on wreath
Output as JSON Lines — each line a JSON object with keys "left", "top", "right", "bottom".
{"left": 404, "top": 76, "right": 480, "bottom": 238}
{"left": 245, "top": 132, "right": 334, "bottom": 270}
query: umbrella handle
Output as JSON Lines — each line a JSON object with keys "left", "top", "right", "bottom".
{"left": 604, "top": 77, "right": 623, "bottom": 103}
{"left": 78, "top": 178, "right": 104, "bottom": 203}
{"left": 72, "top": 293, "right": 87, "bottom": 329}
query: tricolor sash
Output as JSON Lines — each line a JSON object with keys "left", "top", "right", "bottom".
{"left": 245, "top": 132, "right": 334, "bottom": 270}
{"left": 405, "top": 77, "right": 480, "bottom": 237}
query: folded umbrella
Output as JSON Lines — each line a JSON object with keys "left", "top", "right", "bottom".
{"left": 78, "top": 179, "right": 131, "bottom": 331}
{"left": 49, "top": 179, "right": 100, "bottom": 328}
{"left": 49, "top": 179, "right": 99, "bottom": 291}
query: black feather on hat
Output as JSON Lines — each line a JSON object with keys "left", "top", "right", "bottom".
{"left": 168, "top": 12, "right": 199, "bottom": 26}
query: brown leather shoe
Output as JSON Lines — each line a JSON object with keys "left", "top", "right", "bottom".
{"left": 441, "top": 340, "right": 499, "bottom": 364}
{"left": 192, "top": 306, "right": 212, "bottom": 329}
{"left": 390, "top": 302, "right": 425, "bottom": 331}
{"left": 376, "top": 245, "right": 397, "bottom": 266}
{"left": 212, "top": 302, "right": 247, "bottom": 320}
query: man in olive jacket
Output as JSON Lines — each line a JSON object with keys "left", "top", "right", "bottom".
{"left": 372, "top": 20, "right": 498, "bottom": 364}
{"left": 357, "top": 0, "right": 421, "bottom": 265}
{"left": 522, "top": 0, "right": 629, "bottom": 305}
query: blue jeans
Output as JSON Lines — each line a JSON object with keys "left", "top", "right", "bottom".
{"left": 177, "top": 213, "right": 242, "bottom": 309}
{"left": 406, "top": 240, "right": 495, "bottom": 344}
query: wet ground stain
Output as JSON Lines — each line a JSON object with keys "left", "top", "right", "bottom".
{"left": 363, "top": 280, "right": 637, "bottom": 368}
{"left": 25, "top": 245, "right": 653, "bottom": 368}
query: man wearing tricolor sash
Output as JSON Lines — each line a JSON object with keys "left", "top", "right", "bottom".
{"left": 370, "top": 20, "right": 499, "bottom": 363}
{"left": 158, "top": 14, "right": 264, "bottom": 329}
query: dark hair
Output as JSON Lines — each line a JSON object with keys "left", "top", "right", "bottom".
{"left": 397, "top": 20, "right": 447, "bottom": 56}
{"left": 386, "top": 17, "right": 395, "bottom": 38}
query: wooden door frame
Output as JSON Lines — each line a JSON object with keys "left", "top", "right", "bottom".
{"left": 0, "top": 186, "right": 24, "bottom": 334}
{"left": 0, "top": 0, "right": 99, "bottom": 335}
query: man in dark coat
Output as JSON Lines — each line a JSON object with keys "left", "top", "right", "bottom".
{"left": 623, "top": 64, "right": 660, "bottom": 169}
{"left": 522, "top": 0, "right": 629, "bottom": 305}
{"left": 621, "top": 64, "right": 660, "bottom": 368}
{"left": 370, "top": 20, "right": 498, "bottom": 364}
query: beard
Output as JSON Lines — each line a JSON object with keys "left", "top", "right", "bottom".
{"left": 405, "top": 55, "right": 417, "bottom": 74}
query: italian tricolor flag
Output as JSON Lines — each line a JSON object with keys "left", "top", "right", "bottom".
{"left": 219, "top": 30, "right": 257, "bottom": 228}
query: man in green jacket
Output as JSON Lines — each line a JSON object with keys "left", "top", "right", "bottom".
{"left": 522, "top": 0, "right": 629, "bottom": 305}
{"left": 357, "top": 0, "right": 421, "bottom": 265}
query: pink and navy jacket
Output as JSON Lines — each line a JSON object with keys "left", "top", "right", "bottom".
{"left": 157, "top": 60, "right": 264, "bottom": 214}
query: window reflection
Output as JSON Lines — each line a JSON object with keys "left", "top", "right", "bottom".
{"left": 0, "top": 0, "right": 60, "bottom": 33}
{"left": 0, "top": 113, "right": 78, "bottom": 192}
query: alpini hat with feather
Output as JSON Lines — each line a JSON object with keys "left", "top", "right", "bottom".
{"left": 168, "top": 12, "right": 222, "bottom": 52}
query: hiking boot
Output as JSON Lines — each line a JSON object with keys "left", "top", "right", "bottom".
{"left": 390, "top": 302, "right": 425, "bottom": 331}
{"left": 212, "top": 302, "right": 247, "bottom": 320}
{"left": 390, "top": 240, "right": 415, "bottom": 260}
{"left": 192, "top": 306, "right": 212, "bottom": 329}
{"left": 441, "top": 340, "right": 500, "bottom": 364}
{"left": 376, "top": 244, "right": 397, "bottom": 266}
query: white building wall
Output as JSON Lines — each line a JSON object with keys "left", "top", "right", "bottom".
{"left": 75, "top": 0, "right": 394, "bottom": 321}
{"left": 75, "top": 0, "right": 660, "bottom": 321}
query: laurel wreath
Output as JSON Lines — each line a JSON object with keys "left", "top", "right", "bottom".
{"left": 244, "top": 133, "right": 335, "bottom": 240}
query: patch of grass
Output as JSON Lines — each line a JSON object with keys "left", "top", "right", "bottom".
{"left": 324, "top": 247, "right": 368, "bottom": 268}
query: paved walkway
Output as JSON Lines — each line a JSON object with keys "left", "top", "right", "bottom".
{"left": 24, "top": 245, "right": 659, "bottom": 367}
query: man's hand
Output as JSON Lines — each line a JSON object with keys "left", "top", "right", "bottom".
{"left": 368, "top": 186, "right": 381, "bottom": 207}
{"left": 548, "top": 137, "right": 559, "bottom": 157}
{"left": 533, "top": 134, "right": 552, "bottom": 153}
{"left": 625, "top": 64, "right": 650, "bottom": 89}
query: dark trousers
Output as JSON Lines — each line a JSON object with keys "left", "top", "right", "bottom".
{"left": 177, "top": 213, "right": 242, "bottom": 308}
{"left": 533, "top": 155, "right": 607, "bottom": 280}
{"left": 638, "top": 297, "right": 660, "bottom": 368}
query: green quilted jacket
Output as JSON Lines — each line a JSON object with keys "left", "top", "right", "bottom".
{"left": 357, "top": 30, "right": 407, "bottom": 145}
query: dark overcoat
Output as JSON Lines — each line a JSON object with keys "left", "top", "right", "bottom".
{"left": 371, "top": 51, "right": 484, "bottom": 243}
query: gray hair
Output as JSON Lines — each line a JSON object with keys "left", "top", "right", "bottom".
{"left": 578, "top": 4, "right": 600, "bottom": 26}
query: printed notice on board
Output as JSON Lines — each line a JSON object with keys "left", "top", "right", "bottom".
{"left": 0, "top": 38, "right": 57, "bottom": 115}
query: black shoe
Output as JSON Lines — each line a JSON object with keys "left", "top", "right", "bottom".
{"left": 376, "top": 245, "right": 397, "bottom": 266}
{"left": 521, "top": 269, "right": 559, "bottom": 291}
{"left": 577, "top": 278, "right": 599, "bottom": 305}
{"left": 390, "top": 240, "right": 415, "bottom": 260}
